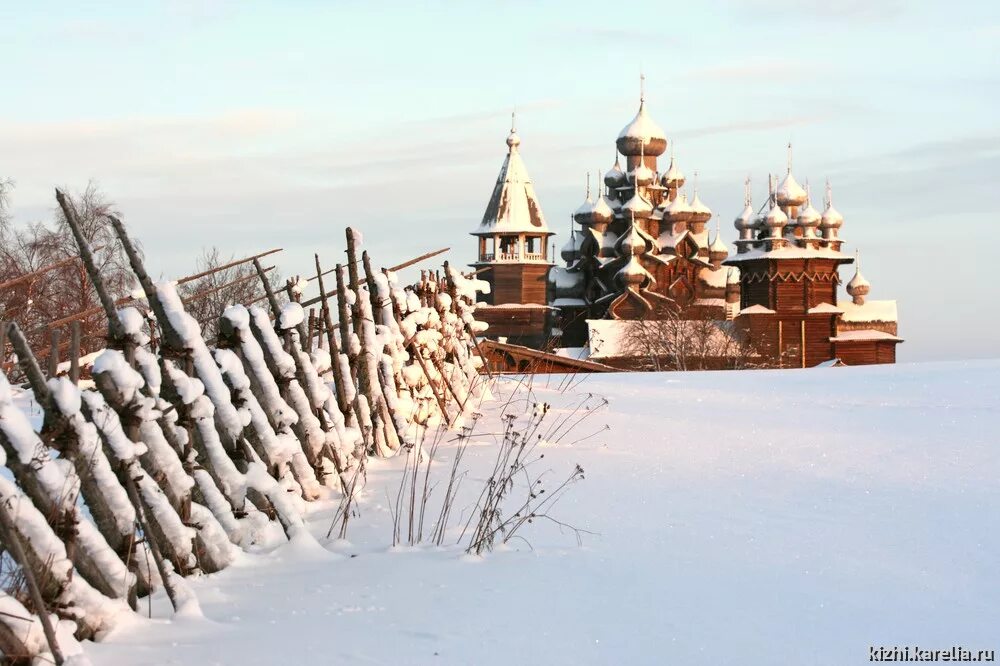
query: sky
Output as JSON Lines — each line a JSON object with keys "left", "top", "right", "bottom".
{"left": 0, "top": 0, "right": 997, "bottom": 361}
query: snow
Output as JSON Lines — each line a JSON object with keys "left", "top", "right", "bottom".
{"left": 278, "top": 302, "right": 305, "bottom": 330}
{"left": 777, "top": 170, "right": 806, "bottom": 204}
{"left": 80, "top": 360, "right": 1000, "bottom": 665}
{"left": 838, "top": 299, "right": 898, "bottom": 323}
{"left": 617, "top": 100, "right": 666, "bottom": 144}
{"left": 808, "top": 302, "right": 844, "bottom": 314}
{"left": 551, "top": 297, "right": 586, "bottom": 307}
{"left": 830, "top": 329, "right": 904, "bottom": 342}
{"left": 698, "top": 266, "right": 727, "bottom": 289}
{"left": 740, "top": 304, "right": 777, "bottom": 314}
{"left": 475, "top": 135, "right": 549, "bottom": 235}
{"left": 725, "top": 244, "right": 851, "bottom": 263}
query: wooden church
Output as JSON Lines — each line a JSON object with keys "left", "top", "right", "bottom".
{"left": 470, "top": 87, "right": 901, "bottom": 369}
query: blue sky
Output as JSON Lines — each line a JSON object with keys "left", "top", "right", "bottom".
{"left": 1, "top": 0, "right": 997, "bottom": 361}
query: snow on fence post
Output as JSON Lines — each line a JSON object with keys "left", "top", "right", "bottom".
{"left": 91, "top": 340, "right": 234, "bottom": 574}
{"left": 313, "top": 254, "right": 352, "bottom": 423}
{"left": 0, "top": 588, "right": 66, "bottom": 665}
{"left": 6, "top": 324, "right": 151, "bottom": 600}
{"left": 335, "top": 263, "right": 374, "bottom": 455}
{"left": 108, "top": 216, "right": 271, "bottom": 545}
{"left": 80, "top": 373, "right": 200, "bottom": 581}
{"left": 362, "top": 250, "right": 409, "bottom": 450}
{"left": 386, "top": 282, "right": 451, "bottom": 425}
{"left": 345, "top": 229, "right": 393, "bottom": 457}
{"left": 0, "top": 370, "right": 135, "bottom": 602}
{"left": 218, "top": 305, "right": 322, "bottom": 501}
{"left": 275, "top": 301, "right": 354, "bottom": 488}
{"left": 0, "top": 443, "right": 130, "bottom": 639}
{"left": 57, "top": 192, "right": 230, "bottom": 577}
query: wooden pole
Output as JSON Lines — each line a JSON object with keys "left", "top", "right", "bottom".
{"left": 55, "top": 190, "right": 128, "bottom": 341}
{"left": 181, "top": 265, "right": 274, "bottom": 307}
{"left": 47, "top": 330, "right": 60, "bottom": 379}
{"left": 0, "top": 497, "right": 64, "bottom": 665}
{"left": 174, "top": 248, "right": 282, "bottom": 287}
{"left": 7, "top": 324, "right": 50, "bottom": 406}
{"left": 253, "top": 258, "right": 282, "bottom": 318}
{"left": 69, "top": 321, "right": 81, "bottom": 385}
{"left": 119, "top": 463, "right": 180, "bottom": 612}
{"left": 314, "top": 255, "right": 350, "bottom": 418}
{"left": 0, "top": 249, "right": 101, "bottom": 293}
{"left": 0, "top": 322, "right": 8, "bottom": 371}
{"left": 306, "top": 308, "right": 316, "bottom": 353}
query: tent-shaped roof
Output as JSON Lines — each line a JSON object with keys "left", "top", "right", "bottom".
{"left": 473, "top": 128, "right": 550, "bottom": 237}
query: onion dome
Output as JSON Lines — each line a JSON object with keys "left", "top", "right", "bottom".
{"left": 616, "top": 255, "right": 654, "bottom": 288}
{"left": 630, "top": 162, "right": 655, "bottom": 186}
{"left": 572, "top": 193, "right": 594, "bottom": 226}
{"left": 592, "top": 194, "right": 614, "bottom": 225}
{"left": 662, "top": 192, "right": 693, "bottom": 223}
{"left": 622, "top": 190, "right": 653, "bottom": 219}
{"left": 506, "top": 128, "right": 520, "bottom": 149}
{"left": 709, "top": 227, "right": 729, "bottom": 259}
{"left": 572, "top": 174, "right": 595, "bottom": 226}
{"left": 605, "top": 153, "right": 627, "bottom": 188}
{"left": 688, "top": 191, "right": 712, "bottom": 225}
{"left": 776, "top": 170, "right": 807, "bottom": 207}
{"left": 726, "top": 266, "right": 741, "bottom": 285}
{"left": 560, "top": 228, "right": 582, "bottom": 264}
{"left": 765, "top": 202, "right": 788, "bottom": 237}
{"left": 797, "top": 186, "right": 821, "bottom": 237}
{"left": 660, "top": 154, "right": 685, "bottom": 188}
{"left": 616, "top": 218, "right": 652, "bottom": 258}
{"left": 820, "top": 181, "right": 844, "bottom": 233}
{"left": 615, "top": 219, "right": 655, "bottom": 288}
{"left": 616, "top": 83, "right": 667, "bottom": 157}
{"left": 734, "top": 203, "right": 754, "bottom": 235}
{"left": 846, "top": 254, "right": 871, "bottom": 304}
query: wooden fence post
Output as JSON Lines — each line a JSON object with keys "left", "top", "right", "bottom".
{"left": 69, "top": 321, "right": 81, "bottom": 385}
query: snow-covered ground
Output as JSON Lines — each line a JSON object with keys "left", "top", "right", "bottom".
{"left": 84, "top": 361, "right": 1000, "bottom": 665}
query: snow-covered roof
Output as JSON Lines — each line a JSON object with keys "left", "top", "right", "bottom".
{"left": 830, "top": 330, "right": 903, "bottom": 342}
{"left": 554, "top": 346, "right": 590, "bottom": 360}
{"left": 663, "top": 193, "right": 692, "bottom": 219}
{"left": 734, "top": 204, "right": 754, "bottom": 230}
{"left": 709, "top": 231, "right": 729, "bottom": 255}
{"left": 474, "top": 130, "right": 549, "bottom": 236}
{"left": 847, "top": 266, "right": 870, "bottom": 292}
{"left": 699, "top": 266, "right": 727, "bottom": 289}
{"left": 661, "top": 156, "right": 685, "bottom": 185}
{"left": 622, "top": 191, "right": 653, "bottom": 217}
{"left": 837, "top": 299, "right": 898, "bottom": 323}
{"left": 724, "top": 244, "right": 852, "bottom": 264}
{"left": 475, "top": 303, "right": 554, "bottom": 310}
{"left": 551, "top": 297, "right": 586, "bottom": 307}
{"left": 689, "top": 192, "right": 712, "bottom": 220}
{"left": 765, "top": 204, "right": 788, "bottom": 228}
{"left": 776, "top": 171, "right": 806, "bottom": 205}
{"left": 808, "top": 302, "right": 844, "bottom": 314}
{"left": 740, "top": 304, "right": 776, "bottom": 315}
{"left": 593, "top": 195, "right": 614, "bottom": 222}
{"left": 616, "top": 100, "right": 667, "bottom": 157}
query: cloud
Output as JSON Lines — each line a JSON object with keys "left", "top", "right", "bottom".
{"left": 674, "top": 115, "right": 829, "bottom": 139}
{"left": 731, "top": 0, "right": 905, "bottom": 23}
{"left": 680, "top": 59, "right": 816, "bottom": 82}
